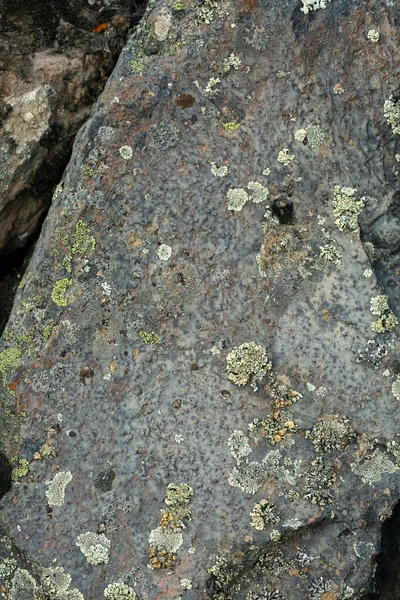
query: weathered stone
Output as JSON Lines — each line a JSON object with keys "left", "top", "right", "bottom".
{"left": 0, "top": 1, "right": 400, "bottom": 599}
{"left": 0, "top": 0, "right": 145, "bottom": 254}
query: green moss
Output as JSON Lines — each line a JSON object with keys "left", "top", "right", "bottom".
{"left": 139, "top": 330, "right": 160, "bottom": 344}
{"left": 51, "top": 278, "right": 73, "bottom": 307}
{"left": 0, "top": 347, "right": 22, "bottom": 386}
{"left": 11, "top": 457, "right": 29, "bottom": 481}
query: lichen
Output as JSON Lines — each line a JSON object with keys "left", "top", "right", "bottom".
{"left": 147, "top": 122, "right": 180, "bottom": 149}
{"left": 351, "top": 449, "right": 398, "bottom": 484}
{"left": 0, "top": 557, "right": 17, "bottom": 579}
{"left": 51, "top": 278, "right": 73, "bottom": 307}
{"left": 11, "top": 457, "right": 29, "bottom": 481}
{"left": 222, "top": 121, "right": 241, "bottom": 131}
{"left": 356, "top": 339, "right": 386, "bottom": 368}
{"left": 332, "top": 186, "right": 365, "bottom": 233}
{"left": 139, "top": 331, "right": 160, "bottom": 344}
{"left": 392, "top": 376, "right": 400, "bottom": 400}
{"left": 76, "top": 532, "right": 111, "bottom": 565}
{"left": 250, "top": 500, "right": 280, "bottom": 531}
{"left": 223, "top": 53, "right": 241, "bottom": 73}
{"left": 318, "top": 243, "right": 342, "bottom": 265}
{"left": 40, "top": 566, "right": 84, "bottom": 599}
{"left": 370, "top": 294, "right": 398, "bottom": 333}
{"left": 157, "top": 244, "right": 172, "bottom": 261}
{"left": 384, "top": 95, "right": 400, "bottom": 135}
{"left": 277, "top": 149, "right": 295, "bottom": 165}
{"left": 45, "top": 471, "right": 72, "bottom": 507}
{"left": 247, "top": 181, "right": 269, "bottom": 203}
{"left": 0, "top": 347, "right": 22, "bottom": 385}
{"left": 300, "top": 0, "right": 332, "bottom": 13}
{"left": 226, "top": 342, "right": 271, "bottom": 390}
{"left": 226, "top": 188, "right": 249, "bottom": 212}
{"left": 119, "top": 146, "right": 133, "bottom": 160}
{"left": 367, "top": 29, "right": 380, "bottom": 43}
{"left": 227, "top": 430, "right": 252, "bottom": 465}
{"left": 211, "top": 162, "right": 228, "bottom": 177}
{"left": 306, "top": 415, "right": 355, "bottom": 454}
{"left": 305, "top": 124, "right": 326, "bottom": 149}
{"left": 8, "top": 568, "right": 37, "bottom": 600}
{"left": 104, "top": 582, "right": 137, "bottom": 599}
{"left": 303, "top": 457, "right": 336, "bottom": 505}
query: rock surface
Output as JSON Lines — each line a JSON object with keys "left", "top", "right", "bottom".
{"left": 0, "top": 1, "right": 400, "bottom": 599}
{"left": 0, "top": 0, "right": 145, "bottom": 254}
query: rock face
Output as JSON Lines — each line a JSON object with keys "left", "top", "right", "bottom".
{"left": 0, "top": 0, "right": 145, "bottom": 254}
{"left": 0, "top": 1, "right": 400, "bottom": 599}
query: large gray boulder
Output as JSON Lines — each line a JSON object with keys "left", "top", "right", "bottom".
{"left": 0, "top": 1, "right": 400, "bottom": 599}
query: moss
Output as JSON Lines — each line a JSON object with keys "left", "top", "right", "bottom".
{"left": 139, "top": 331, "right": 160, "bottom": 344}
{"left": 51, "top": 278, "right": 73, "bottom": 307}
{"left": 11, "top": 457, "right": 29, "bottom": 481}
{"left": 0, "top": 347, "right": 22, "bottom": 385}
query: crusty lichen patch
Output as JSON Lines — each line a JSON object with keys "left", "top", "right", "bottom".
{"left": 332, "top": 186, "right": 365, "bottom": 233}
{"left": 51, "top": 278, "right": 73, "bottom": 307}
{"left": 45, "top": 471, "right": 72, "bottom": 507}
{"left": 76, "top": 532, "right": 111, "bottom": 565}
{"left": 226, "top": 342, "right": 271, "bottom": 390}
{"left": 351, "top": 449, "right": 398, "bottom": 484}
{"left": 370, "top": 294, "right": 398, "bottom": 333}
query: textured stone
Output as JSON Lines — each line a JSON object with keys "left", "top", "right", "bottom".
{"left": 0, "top": 1, "right": 400, "bottom": 599}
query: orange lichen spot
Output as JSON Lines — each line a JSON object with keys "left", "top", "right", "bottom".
{"left": 8, "top": 381, "right": 18, "bottom": 391}
{"left": 34, "top": 452, "right": 41, "bottom": 460}
{"left": 93, "top": 22, "right": 109, "bottom": 33}
{"left": 274, "top": 434, "right": 282, "bottom": 443}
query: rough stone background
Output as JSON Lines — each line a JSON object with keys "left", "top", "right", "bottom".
{"left": 0, "top": 0, "right": 145, "bottom": 254}
{"left": 0, "top": 0, "right": 400, "bottom": 599}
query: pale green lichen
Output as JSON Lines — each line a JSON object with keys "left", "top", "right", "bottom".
{"left": 45, "top": 471, "right": 72, "bottom": 507}
{"left": 367, "top": 29, "right": 380, "bottom": 43}
{"left": 392, "top": 376, "right": 400, "bottom": 401}
{"left": 76, "top": 532, "right": 111, "bottom": 565}
{"left": 247, "top": 181, "right": 269, "bottom": 203}
{"left": 222, "top": 121, "right": 241, "bottom": 131}
{"left": 306, "top": 415, "right": 355, "bottom": 454}
{"left": 139, "top": 331, "right": 160, "bottom": 344}
{"left": 62, "top": 220, "right": 96, "bottom": 272}
{"left": 269, "top": 530, "right": 281, "bottom": 542}
{"left": 0, "top": 557, "right": 17, "bottom": 579}
{"left": 223, "top": 53, "right": 241, "bottom": 73}
{"left": 104, "top": 582, "right": 137, "bottom": 599}
{"left": 351, "top": 449, "right": 398, "bottom": 484}
{"left": 0, "top": 347, "right": 22, "bottom": 385}
{"left": 227, "top": 430, "right": 252, "bottom": 465}
{"left": 370, "top": 294, "right": 398, "bottom": 333}
{"left": 277, "top": 148, "right": 295, "bottom": 165}
{"left": 51, "top": 278, "right": 73, "bottom": 307}
{"left": 300, "top": 0, "right": 331, "bottom": 13}
{"left": 305, "top": 124, "right": 326, "bottom": 149}
{"left": 318, "top": 243, "right": 342, "bottom": 265}
{"left": 226, "top": 342, "right": 271, "bottom": 390}
{"left": 180, "top": 578, "right": 192, "bottom": 590}
{"left": 250, "top": 499, "right": 280, "bottom": 531}
{"left": 157, "top": 244, "right": 172, "bottom": 261}
{"left": 165, "top": 482, "right": 193, "bottom": 506}
{"left": 40, "top": 566, "right": 84, "bottom": 599}
{"left": 332, "top": 186, "right": 365, "bottom": 232}
{"left": 11, "top": 457, "right": 29, "bottom": 481}
{"left": 8, "top": 568, "right": 37, "bottom": 600}
{"left": 119, "top": 145, "right": 133, "bottom": 160}
{"left": 295, "top": 128, "right": 307, "bottom": 142}
{"left": 226, "top": 188, "right": 249, "bottom": 212}
{"left": 211, "top": 162, "right": 228, "bottom": 177}
{"left": 384, "top": 95, "right": 400, "bottom": 135}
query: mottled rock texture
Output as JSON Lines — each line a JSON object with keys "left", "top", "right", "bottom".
{"left": 0, "top": 1, "right": 400, "bottom": 599}
{"left": 0, "top": 0, "right": 145, "bottom": 254}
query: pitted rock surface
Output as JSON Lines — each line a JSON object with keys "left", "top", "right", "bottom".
{"left": 0, "top": 1, "right": 400, "bottom": 599}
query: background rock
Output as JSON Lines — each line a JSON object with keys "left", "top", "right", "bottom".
{"left": 0, "top": 1, "right": 400, "bottom": 599}
{"left": 0, "top": 0, "right": 146, "bottom": 254}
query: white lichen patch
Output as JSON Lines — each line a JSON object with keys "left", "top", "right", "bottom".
{"left": 226, "top": 188, "right": 249, "bottom": 212}
{"left": 45, "top": 471, "right": 72, "bottom": 507}
{"left": 363, "top": 268, "right": 373, "bottom": 279}
{"left": 119, "top": 145, "right": 133, "bottom": 160}
{"left": 367, "top": 29, "right": 380, "bottom": 43}
{"left": 392, "top": 376, "right": 400, "bottom": 401}
{"left": 148, "top": 527, "right": 183, "bottom": 553}
{"left": 41, "top": 566, "right": 84, "bottom": 600}
{"left": 247, "top": 181, "right": 269, "bottom": 203}
{"left": 226, "top": 342, "right": 271, "bottom": 390}
{"left": 211, "top": 162, "right": 228, "bottom": 177}
{"left": 76, "top": 532, "right": 111, "bottom": 565}
{"left": 370, "top": 294, "right": 398, "bottom": 333}
{"left": 306, "top": 124, "right": 326, "bottom": 149}
{"left": 8, "top": 569, "right": 37, "bottom": 600}
{"left": 351, "top": 449, "right": 398, "bottom": 484}
{"left": 295, "top": 128, "right": 307, "bottom": 142}
{"left": 277, "top": 149, "right": 295, "bottom": 165}
{"left": 180, "top": 578, "right": 192, "bottom": 590}
{"left": 227, "top": 430, "right": 252, "bottom": 464}
{"left": 300, "top": 0, "right": 332, "bottom": 13}
{"left": 332, "top": 186, "right": 365, "bottom": 232}
{"left": 223, "top": 53, "right": 241, "bottom": 73}
{"left": 104, "top": 582, "right": 137, "bottom": 599}
{"left": 4, "top": 85, "right": 54, "bottom": 152}
{"left": 205, "top": 77, "right": 220, "bottom": 97}
{"left": 318, "top": 243, "right": 342, "bottom": 265}
{"left": 157, "top": 244, "right": 172, "bottom": 261}
{"left": 384, "top": 95, "right": 400, "bottom": 135}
